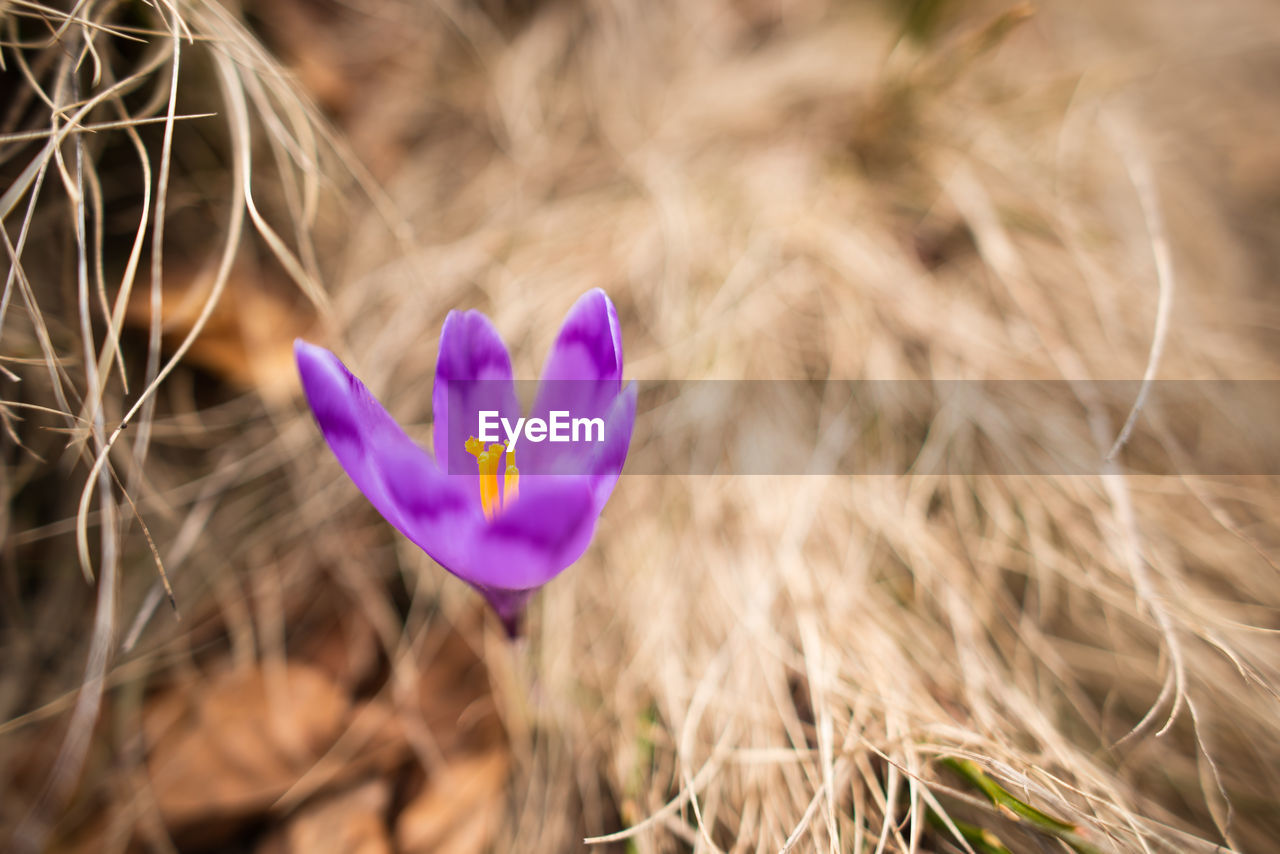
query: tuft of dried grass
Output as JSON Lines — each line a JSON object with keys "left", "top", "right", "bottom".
{"left": 3, "top": 0, "right": 1280, "bottom": 852}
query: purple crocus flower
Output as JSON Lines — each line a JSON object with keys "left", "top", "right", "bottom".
{"left": 295, "top": 289, "right": 636, "bottom": 637}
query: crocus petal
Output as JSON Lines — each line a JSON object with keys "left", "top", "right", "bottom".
{"left": 454, "top": 475, "right": 600, "bottom": 590}
{"left": 432, "top": 309, "right": 520, "bottom": 474}
{"left": 536, "top": 288, "right": 623, "bottom": 386}
{"left": 586, "top": 380, "right": 637, "bottom": 511}
{"left": 379, "top": 439, "right": 483, "bottom": 573}
{"left": 295, "top": 341, "right": 478, "bottom": 556}
{"left": 381, "top": 440, "right": 598, "bottom": 591}
{"left": 524, "top": 289, "right": 624, "bottom": 472}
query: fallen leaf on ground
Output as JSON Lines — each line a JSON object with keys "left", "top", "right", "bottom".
{"left": 280, "top": 778, "right": 392, "bottom": 854}
{"left": 269, "top": 697, "right": 410, "bottom": 813}
{"left": 395, "top": 749, "right": 510, "bottom": 854}
{"left": 144, "top": 664, "right": 349, "bottom": 839}
{"left": 291, "top": 592, "right": 383, "bottom": 692}
{"left": 410, "top": 621, "right": 506, "bottom": 756}
{"left": 124, "top": 265, "right": 312, "bottom": 403}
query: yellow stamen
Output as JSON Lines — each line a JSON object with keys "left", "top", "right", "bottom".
{"left": 481, "top": 443, "right": 504, "bottom": 519}
{"left": 504, "top": 449, "right": 520, "bottom": 504}
{"left": 465, "top": 437, "right": 510, "bottom": 520}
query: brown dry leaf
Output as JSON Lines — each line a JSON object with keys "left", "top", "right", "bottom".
{"left": 270, "top": 697, "right": 412, "bottom": 813}
{"left": 291, "top": 594, "right": 382, "bottom": 693}
{"left": 124, "top": 265, "right": 311, "bottom": 403}
{"left": 280, "top": 779, "right": 392, "bottom": 854}
{"left": 143, "top": 664, "right": 349, "bottom": 836}
{"left": 410, "top": 622, "right": 506, "bottom": 757}
{"left": 250, "top": 0, "right": 355, "bottom": 117}
{"left": 395, "top": 750, "right": 510, "bottom": 854}
{"left": 245, "top": 0, "right": 431, "bottom": 179}
{"left": 44, "top": 807, "right": 118, "bottom": 854}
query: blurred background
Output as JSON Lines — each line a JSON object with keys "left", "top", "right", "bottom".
{"left": 2, "top": 0, "right": 1279, "bottom": 851}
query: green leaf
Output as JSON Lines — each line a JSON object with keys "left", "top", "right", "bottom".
{"left": 940, "top": 758, "right": 1106, "bottom": 854}
{"left": 927, "top": 811, "right": 1016, "bottom": 854}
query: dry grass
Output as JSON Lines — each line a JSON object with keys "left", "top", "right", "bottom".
{"left": 3, "top": 0, "right": 1280, "bottom": 852}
